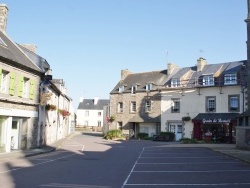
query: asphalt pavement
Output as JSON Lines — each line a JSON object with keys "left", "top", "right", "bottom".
{"left": 0, "top": 132, "right": 250, "bottom": 164}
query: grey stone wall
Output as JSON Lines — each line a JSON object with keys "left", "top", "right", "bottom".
{"left": 236, "top": 126, "right": 250, "bottom": 149}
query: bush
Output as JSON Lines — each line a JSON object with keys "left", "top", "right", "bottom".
{"left": 159, "top": 132, "right": 175, "bottom": 141}
{"left": 104, "top": 129, "right": 125, "bottom": 140}
{"left": 179, "top": 138, "right": 197, "bottom": 144}
{"left": 137, "top": 133, "right": 149, "bottom": 139}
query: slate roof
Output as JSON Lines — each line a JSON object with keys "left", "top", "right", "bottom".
{"left": 77, "top": 99, "right": 109, "bottom": 110}
{"left": 0, "top": 31, "right": 45, "bottom": 73}
{"left": 110, "top": 70, "right": 168, "bottom": 94}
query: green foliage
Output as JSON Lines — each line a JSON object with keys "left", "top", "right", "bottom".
{"left": 104, "top": 129, "right": 125, "bottom": 140}
{"left": 159, "top": 132, "right": 175, "bottom": 141}
{"left": 137, "top": 133, "right": 149, "bottom": 139}
{"left": 179, "top": 137, "right": 197, "bottom": 144}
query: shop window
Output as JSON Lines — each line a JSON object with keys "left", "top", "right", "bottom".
{"left": 206, "top": 96, "right": 216, "bottom": 112}
{"left": 228, "top": 95, "right": 239, "bottom": 112}
{"left": 171, "top": 99, "right": 180, "bottom": 113}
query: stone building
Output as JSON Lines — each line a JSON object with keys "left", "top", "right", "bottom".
{"left": 0, "top": 4, "right": 51, "bottom": 152}
{"left": 109, "top": 69, "right": 168, "bottom": 138}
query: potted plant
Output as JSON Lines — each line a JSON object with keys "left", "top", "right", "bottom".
{"left": 182, "top": 116, "right": 191, "bottom": 121}
{"left": 45, "top": 104, "right": 57, "bottom": 111}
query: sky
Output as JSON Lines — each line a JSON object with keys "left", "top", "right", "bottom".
{"left": 3, "top": 0, "right": 247, "bottom": 110}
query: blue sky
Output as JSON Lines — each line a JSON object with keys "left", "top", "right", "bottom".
{"left": 3, "top": 0, "right": 247, "bottom": 109}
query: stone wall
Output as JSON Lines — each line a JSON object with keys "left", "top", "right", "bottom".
{"left": 236, "top": 126, "right": 250, "bottom": 149}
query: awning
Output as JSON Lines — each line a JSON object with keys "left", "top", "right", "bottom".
{"left": 129, "top": 115, "right": 160, "bottom": 123}
{"left": 192, "top": 113, "right": 239, "bottom": 124}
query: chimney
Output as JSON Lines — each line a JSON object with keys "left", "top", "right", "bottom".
{"left": 197, "top": 57, "right": 207, "bottom": 71}
{"left": 21, "top": 44, "right": 37, "bottom": 53}
{"left": 167, "top": 63, "right": 178, "bottom": 75}
{"left": 0, "top": 4, "right": 8, "bottom": 34}
{"left": 94, "top": 97, "right": 99, "bottom": 105}
{"left": 80, "top": 97, "right": 84, "bottom": 102}
{"left": 121, "top": 69, "right": 132, "bottom": 80}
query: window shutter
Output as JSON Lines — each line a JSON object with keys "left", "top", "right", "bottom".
{"left": 9, "top": 72, "right": 15, "bottom": 95}
{"left": 29, "top": 79, "right": 35, "bottom": 99}
{"left": 18, "top": 76, "right": 24, "bottom": 97}
{"left": 0, "top": 68, "right": 2, "bottom": 88}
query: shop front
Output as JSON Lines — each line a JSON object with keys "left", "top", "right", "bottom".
{"left": 192, "top": 113, "right": 238, "bottom": 143}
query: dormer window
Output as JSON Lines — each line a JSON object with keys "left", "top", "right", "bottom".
{"left": 203, "top": 75, "right": 214, "bottom": 86}
{"left": 145, "top": 83, "right": 152, "bottom": 92}
{"left": 224, "top": 73, "right": 237, "bottom": 85}
{"left": 118, "top": 86, "right": 124, "bottom": 93}
{"left": 131, "top": 85, "right": 137, "bottom": 94}
{"left": 171, "top": 78, "right": 180, "bottom": 87}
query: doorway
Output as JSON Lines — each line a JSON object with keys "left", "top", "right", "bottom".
{"left": 169, "top": 123, "right": 183, "bottom": 141}
{"left": 11, "top": 119, "right": 20, "bottom": 150}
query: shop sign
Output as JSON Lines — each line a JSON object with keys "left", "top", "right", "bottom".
{"left": 202, "top": 118, "right": 231, "bottom": 124}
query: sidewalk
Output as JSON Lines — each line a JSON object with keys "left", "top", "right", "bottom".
{"left": 1, "top": 134, "right": 250, "bottom": 164}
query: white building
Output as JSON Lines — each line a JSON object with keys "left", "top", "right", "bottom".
{"left": 76, "top": 97, "right": 109, "bottom": 131}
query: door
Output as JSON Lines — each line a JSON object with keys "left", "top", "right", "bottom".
{"left": 11, "top": 120, "right": 19, "bottom": 150}
{"left": 169, "top": 124, "right": 183, "bottom": 141}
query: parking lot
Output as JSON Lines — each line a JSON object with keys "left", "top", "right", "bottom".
{"left": 122, "top": 146, "right": 250, "bottom": 187}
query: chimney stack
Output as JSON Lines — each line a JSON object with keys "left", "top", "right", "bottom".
{"left": 121, "top": 69, "right": 132, "bottom": 80}
{"left": 167, "top": 63, "right": 178, "bottom": 75}
{"left": 0, "top": 4, "right": 8, "bottom": 34}
{"left": 21, "top": 44, "right": 37, "bottom": 53}
{"left": 197, "top": 57, "right": 207, "bottom": 71}
{"left": 94, "top": 97, "right": 99, "bottom": 105}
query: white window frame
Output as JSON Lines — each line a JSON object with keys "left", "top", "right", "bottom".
{"left": 171, "top": 99, "right": 180, "bottom": 113}
{"left": 206, "top": 96, "right": 216, "bottom": 112}
{"left": 171, "top": 78, "right": 179, "bottom": 87}
{"left": 85, "top": 111, "right": 89, "bottom": 117}
{"left": 130, "top": 101, "right": 136, "bottom": 112}
{"left": 131, "top": 85, "right": 137, "bottom": 94}
{"left": 224, "top": 73, "right": 237, "bottom": 85}
{"left": 229, "top": 95, "right": 239, "bottom": 112}
{"left": 145, "top": 84, "right": 152, "bottom": 92}
{"left": 1, "top": 70, "right": 9, "bottom": 93}
{"left": 23, "top": 77, "right": 30, "bottom": 98}
{"left": 145, "top": 100, "right": 151, "bottom": 112}
{"left": 118, "top": 102, "right": 123, "bottom": 113}
{"left": 203, "top": 75, "right": 214, "bottom": 86}
{"left": 118, "top": 86, "right": 124, "bottom": 93}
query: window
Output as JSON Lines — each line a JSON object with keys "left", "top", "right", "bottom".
{"left": 22, "top": 78, "right": 29, "bottom": 98}
{"left": 1, "top": 70, "right": 9, "bottom": 93}
{"left": 171, "top": 99, "right": 180, "bottom": 113}
{"left": 206, "top": 96, "right": 216, "bottom": 112}
{"left": 85, "top": 111, "right": 89, "bottom": 117}
{"left": 131, "top": 85, "right": 137, "bottom": 94}
{"left": 171, "top": 78, "right": 179, "bottom": 87}
{"left": 130, "top": 101, "right": 136, "bottom": 112}
{"left": 118, "top": 86, "right": 124, "bottom": 93}
{"left": 118, "top": 102, "right": 123, "bottom": 113}
{"left": 145, "top": 84, "right": 152, "bottom": 92}
{"left": 224, "top": 73, "right": 237, "bottom": 85}
{"left": 118, "top": 122, "right": 123, "bottom": 130}
{"left": 98, "top": 112, "right": 101, "bottom": 117}
{"left": 229, "top": 95, "right": 239, "bottom": 112}
{"left": 203, "top": 75, "right": 214, "bottom": 86}
{"left": 84, "top": 121, "right": 88, "bottom": 126}
{"left": 98, "top": 121, "right": 101, "bottom": 127}
{"left": 145, "top": 100, "right": 151, "bottom": 112}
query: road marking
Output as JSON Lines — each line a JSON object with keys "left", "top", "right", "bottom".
{"left": 122, "top": 147, "right": 145, "bottom": 188}
{"left": 137, "top": 162, "right": 238, "bottom": 164}
{"left": 125, "top": 183, "right": 250, "bottom": 186}
{"left": 0, "top": 153, "right": 76, "bottom": 174}
{"left": 133, "top": 170, "right": 250, "bottom": 172}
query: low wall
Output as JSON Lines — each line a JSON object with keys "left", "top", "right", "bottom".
{"left": 236, "top": 126, "right": 250, "bottom": 150}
